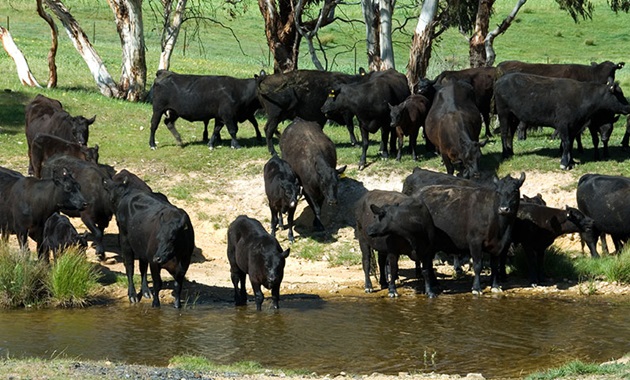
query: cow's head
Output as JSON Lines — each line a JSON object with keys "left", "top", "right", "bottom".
{"left": 263, "top": 245, "right": 290, "bottom": 290}
{"left": 284, "top": 177, "right": 301, "bottom": 209}
{"left": 321, "top": 164, "right": 346, "bottom": 206}
{"left": 494, "top": 172, "right": 525, "bottom": 216}
{"left": 460, "top": 138, "right": 487, "bottom": 179}
{"left": 54, "top": 167, "right": 88, "bottom": 212}
{"left": 389, "top": 102, "right": 405, "bottom": 129}
{"left": 321, "top": 88, "right": 341, "bottom": 117}
{"left": 70, "top": 115, "right": 96, "bottom": 146}
{"left": 154, "top": 209, "right": 191, "bottom": 265}
{"left": 84, "top": 145, "right": 99, "bottom": 164}
{"left": 604, "top": 82, "right": 630, "bottom": 115}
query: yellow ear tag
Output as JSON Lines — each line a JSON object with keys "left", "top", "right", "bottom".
{"left": 339, "top": 171, "right": 346, "bottom": 179}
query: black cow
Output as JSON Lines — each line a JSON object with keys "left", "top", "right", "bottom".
{"left": 279, "top": 119, "right": 346, "bottom": 232}
{"left": 30, "top": 134, "right": 99, "bottom": 178}
{"left": 25, "top": 94, "right": 95, "bottom": 175}
{"left": 0, "top": 166, "right": 87, "bottom": 260}
{"left": 321, "top": 69, "right": 410, "bottom": 170}
{"left": 497, "top": 60, "right": 625, "bottom": 161}
{"left": 355, "top": 190, "right": 437, "bottom": 297}
{"left": 388, "top": 94, "right": 430, "bottom": 161}
{"left": 495, "top": 73, "right": 630, "bottom": 169}
{"left": 402, "top": 167, "right": 487, "bottom": 198}
{"left": 576, "top": 173, "right": 630, "bottom": 257}
{"left": 512, "top": 203, "right": 597, "bottom": 286}
{"left": 264, "top": 154, "right": 301, "bottom": 243}
{"left": 417, "top": 173, "right": 525, "bottom": 294}
{"left": 255, "top": 69, "right": 367, "bottom": 155}
{"left": 149, "top": 70, "right": 262, "bottom": 150}
{"left": 41, "top": 155, "right": 115, "bottom": 260}
{"left": 420, "top": 66, "right": 497, "bottom": 137}
{"left": 227, "top": 215, "right": 290, "bottom": 310}
{"left": 107, "top": 178, "right": 195, "bottom": 308}
{"left": 40, "top": 212, "right": 88, "bottom": 262}
{"left": 424, "top": 80, "right": 485, "bottom": 178}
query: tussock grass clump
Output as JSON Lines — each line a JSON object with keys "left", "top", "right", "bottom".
{"left": 0, "top": 243, "right": 48, "bottom": 308}
{"left": 526, "top": 359, "right": 626, "bottom": 380}
{"left": 574, "top": 248, "right": 630, "bottom": 284}
{"left": 508, "top": 246, "right": 579, "bottom": 281}
{"left": 46, "top": 246, "right": 102, "bottom": 307}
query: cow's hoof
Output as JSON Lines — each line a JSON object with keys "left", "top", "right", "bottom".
{"left": 231, "top": 143, "right": 241, "bottom": 149}
{"left": 129, "top": 296, "right": 139, "bottom": 304}
{"left": 358, "top": 164, "right": 366, "bottom": 171}
{"left": 530, "top": 283, "right": 539, "bottom": 288}
{"left": 426, "top": 292, "right": 437, "bottom": 299}
{"left": 471, "top": 289, "right": 482, "bottom": 296}
{"left": 491, "top": 286, "right": 503, "bottom": 293}
{"left": 365, "top": 288, "right": 373, "bottom": 294}
{"left": 150, "top": 146, "right": 157, "bottom": 151}
{"left": 388, "top": 292, "right": 399, "bottom": 298}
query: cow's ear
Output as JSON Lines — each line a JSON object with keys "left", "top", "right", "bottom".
{"left": 282, "top": 248, "right": 290, "bottom": 258}
{"left": 518, "top": 172, "right": 526, "bottom": 185}
{"left": 618, "top": 62, "right": 625, "bottom": 69}
{"left": 87, "top": 115, "right": 96, "bottom": 125}
{"left": 370, "top": 204, "right": 385, "bottom": 217}
{"left": 479, "top": 138, "right": 489, "bottom": 148}
{"left": 336, "top": 165, "right": 347, "bottom": 177}
{"left": 359, "top": 67, "right": 366, "bottom": 76}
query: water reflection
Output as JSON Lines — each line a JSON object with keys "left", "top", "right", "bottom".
{"left": 0, "top": 295, "right": 629, "bottom": 379}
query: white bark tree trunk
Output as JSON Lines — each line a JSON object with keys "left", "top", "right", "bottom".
{"left": 406, "top": 0, "right": 438, "bottom": 91}
{"left": 158, "top": 0, "right": 187, "bottom": 71}
{"left": 107, "top": 0, "right": 147, "bottom": 101}
{"left": 44, "top": 0, "right": 120, "bottom": 97}
{"left": 0, "top": 26, "right": 41, "bottom": 87}
{"left": 361, "top": 0, "right": 380, "bottom": 71}
{"left": 485, "top": 0, "right": 527, "bottom": 67}
{"left": 378, "top": 0, "right": 394, "bottom": 70}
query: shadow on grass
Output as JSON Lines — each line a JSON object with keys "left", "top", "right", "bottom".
{"left": 0, "top": 90, "right": 30, "bottom": 135}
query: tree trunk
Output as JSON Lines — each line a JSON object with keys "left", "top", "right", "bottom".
{"left": 158, "top": 0, "right": 187, "bottom": 71}
{"left": 295, "top": 0, "right": 338, "bottom": 71}
{"left": 361, "top": 0, "right": 380, "bottom": 71}
{"left": 37, "top": 0, "right": 58, "bottom": 88}
{"left": 469, "top": 0, "right": 494, "bottom": 68}
{"left": 258, "top": 0, "right": 299, "bottom": 72}
{"left": 44, "top": 0, "right": 120, "bottom": 97}
{"left": 107, "top": 0, "right": 147, "bottom": 101}
{"left": 406, "top": 0, "right": 437, "bottom": 91}
{"left": 0, "top": 26, "right": 41, "bottom": 87}
{"left": 378, "top": 0, "right": 394, "bottom": 70}
{"left": 485, "top": 0, "right": 527, "bottom": 67}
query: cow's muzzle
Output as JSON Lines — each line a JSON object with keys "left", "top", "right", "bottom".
{"left": 498, "top": 206, "right": 512, "bottom": 215}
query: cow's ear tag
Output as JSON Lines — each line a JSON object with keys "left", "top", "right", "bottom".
{"left": 329, "top": 90, "right": 336, "bottom": 98}
{"left": 339, "top": 171, "right": 346, "bottom": 179}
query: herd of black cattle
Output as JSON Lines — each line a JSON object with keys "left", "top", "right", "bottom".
{"left": 2, "top": 59, "right": 630, "bottom": 310}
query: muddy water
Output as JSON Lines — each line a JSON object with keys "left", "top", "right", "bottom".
{"left": 1, "top": 295, "right": 629, "bottom": 378}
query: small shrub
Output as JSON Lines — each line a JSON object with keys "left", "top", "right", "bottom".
{"left": 584, "top": 39, "right": 596, "bottom": 46}
{"left": 327, "top": 244, "right": 361, "bottom": 267}
{"left": 294, "top": 238, "right": 325, "bottom": 261}
{"left": 46, "top": 246, "right": 102, "bottom": 307}
{"left": 554, "top": 31, "right": 563, "bottom": 37}
{"left": 318, "top": 34, "right": 335, "bottom": 46}
{"left": 0, "top": 244, "right": 49, "bottom": 308}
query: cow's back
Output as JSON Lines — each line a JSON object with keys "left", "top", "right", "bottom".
{"left": 280, "top": 119, "right": 337, "bottom": 177}
{"left": 577, "top": 174, "right": 630, "bottom": 236}
{"left": 497, "top": 60, "right": 621, "bottom": 83}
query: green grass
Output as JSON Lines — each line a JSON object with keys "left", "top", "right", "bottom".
{"left": 0, "top": 244, "right": 49, "bottom": 307}
{"left": 574, "top": 247, "right": 630, "bottom": 283}
{"left": 526, "top": 358, "right": 630, "bottom": 380}
{"left": 46, "top": 246, "right": 102, "bottom": 307}
{"left": 169, "top": 355, "right": 311, "bottom": 376}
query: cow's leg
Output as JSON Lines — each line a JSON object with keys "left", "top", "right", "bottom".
{"left": 80, "top": 215, "right": 105, "bottom": 261}
{"left": 559, "top": 128, "right": 574, "bottom": 170}
{"left": 499, "top": 112, "right": 515, "bottom": 158}
{"left": 588, "top": 124, "right": 600, "bottom": 161}
{"left": 345, "top": 117, "right": 358, "bottom": 146}
{"left": 36, "top": 241, "right": 49, "bottom": 263}
{"left": 304, "top": 193, "right": 324, "bottom": 231}
{"left": 230, "top": 269, "right": 247, "bottom": 306}
{"left": 271, "top": 284, "right": 281, "bottom": 309}
{"left": 580, "top": 230, "right": 600, "bottom": 258}
{"left": 386, "top": 252, "right": 399, "bottom": 298}
{"left": 358, "top": 127, "right": 370, "bottom": 170}
{"left": 421, "top": 252, "right": 438, "bottom": 298}
{"left": 264, "top": 118, "right": 279, "bottom": 155}
{"left": 388, "top": 128, "right": 397, "bottom": 158}
{"left": 164, "top": 113, "right": 183, "bottom": 147}
{"left": 535, "top": 248, "right": 546, "bottom": 285}
{"left": 377, "top": 251, "right": 389, "bottom": 290}
{"left": 622, "top": 119, "right": 630, "bottom": 151}
{"left": 208, "top": 120, "right": 223, "bottom": 149}
{"left": 224, "top": 119, "right": 242, "bottom": 149}
{"left": 171, "top": 270, "right": 185, "bottom": 309}
{"left": 489, "top": 254, "right": 502, "bottom": 292}
{"left": 482, "top": 112, "right": 492, "bottom": 138}
{"left": 149, "top": 111, "right": 163, "bottom": 149}
{"left": 17, "top": 230, "right": 29, "bottom": 253}
{"left": 251, "top": 281, "right": 265, "bottom": 311}
{"left": 120, "top": 234, "right": 138, "bottom": 304}
{"left": 378, "top": 128, "right": 389, "bottom": 159}
{"left": 442, "top": 154, "right": 455, "bottom": 175}
{"left": 410, "top": 129, "right": 419, "bottom": 161}
{"left": 249, "top": 115, "right": 263, "bottom": 142}
{"left": 287, "top": 207, "right": 296, "bottom": 243}
{"left": 395, "top": 128, "right": 404, "bottom": 161}
{"left": 138, "top": 259, "right": 152, "bottom": 300}
{"left": 360, "top": 241, "right": 375, "bottom": 293}
{"left": 470, "top": 246, "right": 484, "bottom": 295}
{"left": 149, "top": 263, "right": 162, "bottom": 308}
{"left": 270, "top": 208, "right": 279, "bottom": 237}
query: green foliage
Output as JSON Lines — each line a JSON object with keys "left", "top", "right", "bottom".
{"left": 46, "top": 247, "right": 102, "bottom": 307}
{"left": 327, "top": 242, "right": 361, "bottom": 267}
{"left": 0, "top": 244, "right": 48, "bottom": 308}
{"left": 509, "top": 246, "right": 579, "bottom": 281}
{"left": 293, "top": 238, "right": 325, "bottom": 261}
{"left": 574, "top": 248, "right": 630, "bottom": 284}
{"left": 526, "top": 359, "right": 627, "bottom": 380}
{"left": 169, "top": 355, "right": 311, "bottom": 376}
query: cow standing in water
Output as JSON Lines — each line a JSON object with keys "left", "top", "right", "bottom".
{"left": 227, "top": 215, "right": 290, "bottom": 311}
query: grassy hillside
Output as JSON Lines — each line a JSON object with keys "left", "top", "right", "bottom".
{"left": 0, "top": 0, "right": 629, "bottom": 191}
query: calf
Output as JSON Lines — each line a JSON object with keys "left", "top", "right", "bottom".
{"left": 108, "top": 179, "right": 195, "bottom": 308}
{"left": 279, "top": 119, "right": 346, "bottom": 232}
{"left": 321, "top": 69, "right": 410, "bottom": 170}
{"left": 424, "top": 80, "right": 485, "bottom": 178}
{"left": 495, "top": 73, "right": 630, "bottom": 169}
{"left": 263, "top": 155, "right": 301, "bottom": 243}
{"left": 512, "top": 203, "right": 597, "bottom": 286}
{"left": 25, "top": 94, "right": 95, "bottom": 175}
{"left": 576, "top": 173, "right": 630, "bottom": 257}
{"left": 388, "top": 94, "right": 430, "bottom": 161}
{"left": 227, "top": 215, "right": 290, "bottom": 310}
{"left": 40, "top": 212, "right": 88, "bottom": 262}
{"left": 355, "top": 190, "right": 436, "bottom": 297}
{"left": 417, "top": 173, "right": 525, "bottom": 294}
{"left": 0, "top": 166, "right": 87, "bottom": 260}
{"left": 41, "top": 155, "right": 115, "bottom": 260}
{"left": 149, "top": 70, "right": 262, "bottom": 149}
{"left": 30, "top": 133, "right": 99, "bottom": 178}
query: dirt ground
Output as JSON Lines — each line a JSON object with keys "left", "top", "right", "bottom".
{"left": 81, "top": 166, "right": 630, "bottom": 305}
